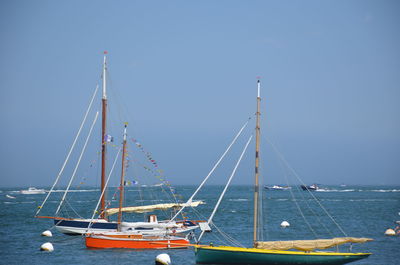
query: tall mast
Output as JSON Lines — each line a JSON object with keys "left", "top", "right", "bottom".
{"left": 117, "top": 123, "right": 128, "bottom": 229}
{"left": 100, "top": 51, "right": 108, "bottom": 219}
{"left": 253, "top": 79, "right": 261, "bottom": 246}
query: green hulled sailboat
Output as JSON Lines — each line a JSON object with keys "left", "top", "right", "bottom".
{"left": 193, "top": 80, "right": 372, "bottom": 264}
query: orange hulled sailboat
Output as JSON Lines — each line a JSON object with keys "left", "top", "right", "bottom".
{"left": 85, "top": 123, "right": 190, "bottom": 249}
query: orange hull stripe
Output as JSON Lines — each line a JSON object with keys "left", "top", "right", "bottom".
{"left": 85, "top": 237, "right": 189, "bottom": 249}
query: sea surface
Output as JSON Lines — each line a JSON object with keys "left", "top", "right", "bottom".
{"left": 1, "top": 185, "right": 399, "bottom": 265}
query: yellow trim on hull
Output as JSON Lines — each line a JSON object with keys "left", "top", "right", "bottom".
{"left": 195, "top": 245, "right": 371, "bottom": 257}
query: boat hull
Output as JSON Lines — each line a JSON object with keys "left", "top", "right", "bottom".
{"left": 54, "top": 218, "right": 198, "bottom": 235}
{"left": 54, "top": 219, "right": 117, "bottom": 235}
{"left": 195, "top": 246, "right": 371, "bottom": 265}
{"left": 85, "top": 234, "right": 189, "bottom": 249}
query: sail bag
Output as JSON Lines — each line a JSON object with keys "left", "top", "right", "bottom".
{"left": 255, "top": 237, "right": 373, "bottom": 251}
{"left": 105, "top": 201, "right": 204, "bottom": 215}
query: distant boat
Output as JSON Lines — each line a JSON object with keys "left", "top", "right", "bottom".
{"left": 6, "top": 194, "right": 16, "bottom": 199}
{"left": 264, "top": 185, "right": 292, "bottom": 191}
{"left": 301, "top": 184, "right": 319, "bottom": 191}
{"left": 20, "top": 187, "right": 46, "bottom": 195}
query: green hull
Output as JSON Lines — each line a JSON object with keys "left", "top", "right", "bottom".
{"left": 195, "top": 246, "right": 371, "bottom": 265}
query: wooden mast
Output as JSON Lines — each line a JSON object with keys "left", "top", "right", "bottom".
{"left": 100, "top": 51, "right": 108, "bottom": 219}
{"left": 117, "top": 123, "right": 128, "bottom": 230}
{"left": 253, "top": 79, "right": 261, "bottom": 246}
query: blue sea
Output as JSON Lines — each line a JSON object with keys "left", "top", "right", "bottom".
{"left": 1, "top": 185, "right": 399, "bottom": 265}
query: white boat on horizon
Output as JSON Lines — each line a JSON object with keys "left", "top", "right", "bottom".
{"left": 20, "top": 187, "right": 46, "bottom": 194}
{"left": 264, "top": 185, "right": 292, "bottom": 191}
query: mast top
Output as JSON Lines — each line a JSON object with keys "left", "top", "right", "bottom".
{"left": 257, "top": 79, "right": 261, "bottom": 98}
{"left": 123, "top": 123, "right": 128, "bottom": 141}
{"left": 102, "top": 52, "right": 107, "bottom": 99}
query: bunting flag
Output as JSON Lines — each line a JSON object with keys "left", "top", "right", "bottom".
{"left": 129, "top": 138, "right": 186, "bottom": 204}
{"left": 131, "top": 138, "right": 159, "bottom": 168}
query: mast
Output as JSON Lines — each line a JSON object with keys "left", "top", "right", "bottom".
{"left": 117, "top": 123, "right": 128, "bottom": 229}
{"left": 253, "top": 79, "right": 261, "bottom": 246}
{"left": 100, "top": 51, "right": 108, "bottom": 219}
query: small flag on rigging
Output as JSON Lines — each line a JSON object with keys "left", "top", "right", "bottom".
{"left": 104, "top": 134, "right": 114, "bottom": 142}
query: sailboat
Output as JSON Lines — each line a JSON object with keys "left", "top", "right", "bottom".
{"left": 85, "top": 123, "right": 190, "bottom": 249}
{"left": 192, "top": 80, "right": 372, "bottom": 264}
{"left": 35, "top": 52, "right": 203, "bottom": 236}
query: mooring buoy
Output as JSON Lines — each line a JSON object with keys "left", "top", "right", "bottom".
{"left": 384, "top": 229, "right": 396, "bottom": 236}
{"left": 40, "top": 242, "right": 54, "bottom": 252}
{"left": 155, "top": 253, "right": 171, "bottom": 265}
{"left": 41, "top": 230, "right": 52, "bottom": 237}
{"left": 280, "top": 221, "right": 290, "bottom": 228}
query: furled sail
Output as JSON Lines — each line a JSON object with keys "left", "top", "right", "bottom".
{"left": 255, "top": 237, "right": 373, "bottom": 251}
{"left": 105, "top": 201, "right": 204, "bottom": 215}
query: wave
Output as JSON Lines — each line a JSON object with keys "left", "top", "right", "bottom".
{"left": 228, "top": 198, "right": 248, "bottom": 202}
{"left": 349, "top": 199, "right": 396, "bottom": 202}
{"left": 51, "top": 189, "right": 99, "bottom": 192}
{"left": 315, "top": 189, "right": 355, "bottom": 192}
{"left": 310, "top": 188, "right": 399, "bottom": 193}
{"left": 369, "top": 189, "right": 400, "bottom": 192}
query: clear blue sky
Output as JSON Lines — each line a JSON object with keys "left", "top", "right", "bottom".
{"left": 0, "top": 0, "right": 399, "bottom": 187}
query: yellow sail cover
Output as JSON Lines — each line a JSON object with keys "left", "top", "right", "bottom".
{"left": 105, "top": 201, "right": 204, "bottom": 215}
{"left": 255, "top": 237, "right": 373, "bottom": 251}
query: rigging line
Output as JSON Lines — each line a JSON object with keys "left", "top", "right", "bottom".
{"left": 285, "top": 166, "right": 334, "bottom": 238}
{"left": 275, "top": 163, "right": 311, "bottom": 233}
{"left": 87, "top": 147, "right": 122, "bottom": 232}
{"left": 171, "top": 117, "right": 252, "bottom": 221}
{"left": 198, "top": 135, "right": 253, "bottom": 243}
{"left": 287, "top": 182, "right": 318, "bottom": 238}
{"left": 263, "top": 136, "right": 348, "bottom": 237}
{"left": 209, "top": 221, "right": 245, "bottom": 247}
{"left": 64, "top": 199, "right": 83, "bottom": 218}
{"left": 273, "top": 152, "right": 320, "bottom": 237}
{"left": 265, "top": 137, "right": 321, "bottom": 238}
{"left": 106, "top": 68, "right": 130, "bottom": 126}
{"left": 56, "top": 111, "right": 100, "bottom": 215}
{"left": 65, "top": 153, "right": 99, "bottom": 206}
{"left": 36, "top": 85, "right": 99, "bottom": 216}
{"left": 189, "top": 206, "right": 243, "bottom": 247}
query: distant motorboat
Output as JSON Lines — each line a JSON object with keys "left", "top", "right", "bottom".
{"left": 300, "top": 184, "right": 319, "bottom": 191}
{"left": 6, "top": 194, "right": 16, "bottom": 199}
{"left": 264, "top": 185, "right": 291, "bottom": 191}
{"left": 20, "top": 187, "right": 46, "bottom": 194}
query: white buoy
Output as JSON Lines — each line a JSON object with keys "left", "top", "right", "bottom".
{"left": 41, "top": 230, "right": 52, "bottom": 237}
{"left": 384, "top": 229, "right": 396, "bottom": 236}
{"left": 155, "top": 253, "right": 171, "bottom": 265}
{"left": 40, "top": 242, "right": 54, "bottom": 252}
{"left": 280, "top": 221, "right": 290, "bottom": 228}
